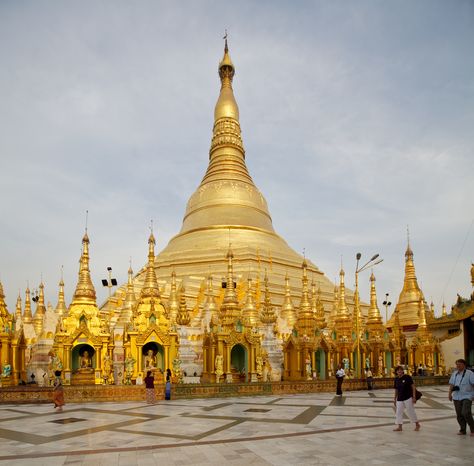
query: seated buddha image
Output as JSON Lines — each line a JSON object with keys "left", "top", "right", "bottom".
{"left": 79, "top": 350, "right": 93, "bottom": 371}
{"left": 144, "top": 349, "right": 156, "bottom": 370}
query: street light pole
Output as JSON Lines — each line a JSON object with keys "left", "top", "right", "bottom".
{"left": 355, "top": 253, "right": 383, "bottom": 379}
{"left": 383, "top": 293, "right": 392, "bottom": 323}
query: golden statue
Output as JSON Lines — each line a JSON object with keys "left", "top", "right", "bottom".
{"left": 80, "top": 350, "right": 92, "bottom": 370}
{"left": 103, "top": 354, "right": 112, "bottom": 383}
{"left": 215, "top": 354, "right": 224, "bottom": 383}
{"left": 144, "top": 349, "right": 156, "bottom": 370}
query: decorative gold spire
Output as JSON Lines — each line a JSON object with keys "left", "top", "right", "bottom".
{"left": 215, "top": 35, "right": 238, "bottom": 122}
{"left": 418, "top": 298, "right": 427, "bottom": 329}
{"left": 71, "top": 231, "right": 97, "bottom": 305}
{"left": 367, "top": 272, "right": 383, "bottom": 324}
{"left": 242, "top": 276, "right": 259, "bottom": 327}
{"left": 168, "top": 270, "right": 179, "bottom": 322}
{"left": 33, "top": 281, "right": 46, "bottom": 336}
{"left": 388, "top": 240, "right": 427, "bottom": 329}
{"left": 336, "top": 268, "right": 350, "bottom": 319}
{"left": 311, "top": 279, "right": 318, "bottom": 319}
{"left": 260, "top": 270, "right": 276, "bottom": 324}
{"left": 55, "top": 276, "right": 68, "bottom": 317}
{"left": 220, "top": 245, "right": 241, "bottom": 328}
{"left": 296, "top": 259, "right": 315, "bottom": 335}
{"left": 315, "top": 283, "right": 327, "bottom": 329}
{"left": 281, "top": 272, "right": 296, "bottom": 327}
{"left": 118, "top": 264, "right": 136, "bottom": 325}
{"left": 176, "top": 39, "right": 275, "bottom": 237}
{"left": 23, "top": 287, "right": 33, "bottom": 324}
{"left": 124, "top": 264, "right": 137, "bottom": 308}
{"left": 442, "top": 302, "right": 447, "bottom": 317}
{"left": 15, "top": 292, "right": 22, "bottom": 322}
{"left": 176, "top": 284, "right": 191, "bottom": 326}
{"left": 0, "top": 282, "right": 8, "bottom": 319}
{"left": 140, "top": 231, "right": 161, "bottom": 300}
{"left": 203, "top": 274, "right": 218, "bottom": 315}
{"left": 0, "top": 282, "right": 12, "bottom": 332}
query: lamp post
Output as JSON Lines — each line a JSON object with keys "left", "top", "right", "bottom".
{"left": 382, "top": 293, "right": 392, "bottom": 323}
{"left": 101, "top": 267, "right": 117, "bottom": 297}
{"left": 355, "top": 253, "right": 383, "bottom": 378}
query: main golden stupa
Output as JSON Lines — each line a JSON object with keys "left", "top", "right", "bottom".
{"left": 103, "top": 39, "right": 339, "bottom": 319}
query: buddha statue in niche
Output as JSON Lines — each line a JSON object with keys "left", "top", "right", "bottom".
{"left": 79, "top": 350, "right": 93, "bottom": 371}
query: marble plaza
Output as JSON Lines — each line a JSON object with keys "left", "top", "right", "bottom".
{"left": 0, "top": 384, "right": 472, "bottom": 465}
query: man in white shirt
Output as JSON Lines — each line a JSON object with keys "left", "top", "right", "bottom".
{"left": 336, "top": 364, "right": 345, "bottom": 396}
{"left": 448, "top": 359, "right": 474, "bottom": 436}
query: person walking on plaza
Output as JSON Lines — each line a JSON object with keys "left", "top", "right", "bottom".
{"left": 365, "top": 368, "right": 374, "bottom": 391}
{"left": 165, "top": 368, "right": 172, "bottom": 400}
{"left": 144, "top": 370, "right": 156, "bottom": 404}
{"left": 448, "top": 358, "right": 474, "bottom": 436}
{"left": 393, "top": 366, "right": 420, "bottom": 432}
{"left": 52, "top": 370, "right": 65, "bottom": 412}
{"left": 335, "top": 363, "right": 345, "bottom": 396}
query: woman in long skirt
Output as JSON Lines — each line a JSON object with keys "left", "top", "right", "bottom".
{"left": 52, "top": 371, "right": 65, "bottom": 411}
{"left": 144, "top": 370, "right": 156, "bottom": 404}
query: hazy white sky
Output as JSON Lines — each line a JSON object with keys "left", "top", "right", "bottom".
{"left": 1, "top": 1, "right": 473, "bottom": 319}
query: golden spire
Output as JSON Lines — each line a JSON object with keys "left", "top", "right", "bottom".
{"left": 176, "top": 38, "right": 275, "bottom": 237}
{"left": 281, "top": 272, "right": 296, "bottom": 327}
{"left": 140, "top": 230, "right": 161, "bottom": 300}
{"left": 311, "top": 279, "right": 318, "bottom": 319}
{"left": 387, "top": 239, "right": 427, "bottom": 329}
{"left": 23, "top": 287, "right": 33, "bottom": 324}
{"left": 222, "top": 245, "right": 238, "bottom": 305}
{"left": 260, "top": 270, "right": 276, "bottom": 324}
{"left": 242, "top": 276, "right": 259, "bottom": 327}
{"left": 296, "top": 259, "right": 315, "bottom": 335}
{"left": 33, "top": 281, "right": 46, "bottom": 336}
{"left": 15, "top": 292, "right": 22, "bottom": 322}
{"left": 0, "top": 282, "right": 11, "bottom": 331}
{"left": 0, "top": 281, "right": 8, "bottom": 319}
{"left": 71, "top": 231, "right": 97, "bottom": 305}
{"left": 418, "top": 298, "right": 427, "bottom": 329}
{"left": 316, "top": 283, "right": 327, "bottom": 329}
{"left": 124, "top": 264, "right": 137, "bottom": 308}
{"left": 176, "top": 284, "right": 191, "bottom": 326}
{"left": 328, "top": 282, "right": 338, "bottom": 328}
{"left": 336, "top": 268, "right": 350, "bottom": 319}
{"left": 55, "top": 274, "right": 68, "bottom": 317}
{"left": 168, "top": 270, "right": 179, "bottom": 322}
{"left": 367, "top": 272, "right": 383, "bottom": 324}
{"left": 298, "top": 259, "right": 311, "bottom": 312}
{"left": 220, "top": 245, "right": 241, "bottom": 327}
{"left": 203, "top": 274, "right": 218, "bottom": 315}
{"left": 442, "top": 302, "right": 447, "bottom": 317}
{"left": 118, "top": 264, "right": 136, "bottom": 325}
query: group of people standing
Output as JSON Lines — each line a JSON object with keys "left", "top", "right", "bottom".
{"left": 144, "top": 368, "right": 172, "bottom": 404}
{"left": 334, "top": 358, "right": 474, "bottom": 435}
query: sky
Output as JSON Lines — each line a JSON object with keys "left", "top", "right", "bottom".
{"left": 1, "top": 0, "right": 473, "bottom": 320}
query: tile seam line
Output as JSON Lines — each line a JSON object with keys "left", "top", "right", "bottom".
{"left": 0, "top": 414, "right": 455, "bottom": 461}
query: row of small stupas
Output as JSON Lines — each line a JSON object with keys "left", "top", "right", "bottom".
{"left": 2, "top": 227, "right": 472, "bottom": 386}
{"left": 2, "top": 40, "right": 473, "bottom": 386}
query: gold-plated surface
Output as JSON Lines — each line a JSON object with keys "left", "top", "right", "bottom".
{"left": 387, "top": 244, "right": 428, "bottom": 329}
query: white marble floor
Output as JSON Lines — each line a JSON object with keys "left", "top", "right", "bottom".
{"left": 0, "top": 385, "right": 472, "bottom": 465}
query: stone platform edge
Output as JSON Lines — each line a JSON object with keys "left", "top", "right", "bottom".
{"left": 0, "top": 376, "right": 449, "bottom": 404}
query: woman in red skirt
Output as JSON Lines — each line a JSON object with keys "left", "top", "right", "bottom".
{"left": 144, "top": 370, "right": 156, "bottom": 404}
{"left": 52, "top": 371, "right": 65, "bottom": 411}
